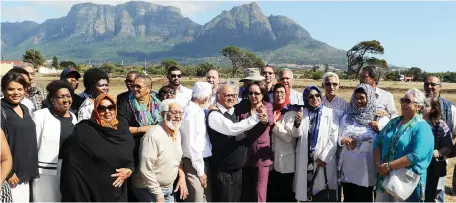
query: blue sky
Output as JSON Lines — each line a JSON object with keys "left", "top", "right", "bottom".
{"left": 1, "top": 1, "right": 456, "bottom": 72}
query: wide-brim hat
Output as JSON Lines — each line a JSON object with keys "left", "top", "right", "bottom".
{"left": 239, "top": 68, "right": 265, "bottom": 82}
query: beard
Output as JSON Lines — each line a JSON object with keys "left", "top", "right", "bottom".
{"left": 165, "top": 114, "right": 182, "bottom": 131}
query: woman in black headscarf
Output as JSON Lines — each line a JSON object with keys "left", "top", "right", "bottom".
{"left": 60, "top": 94, "right": 134, "bottom": 202}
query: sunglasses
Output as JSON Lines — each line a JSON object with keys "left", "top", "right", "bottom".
{"left": 97, "top": 104, "right": 116, "bottom": 112}
{"left": 308, "top": 94, "right": 321, "bottom": 100}
{"left": 325, "top": 82, "right": 338, "bottom": 87}
{"left": 170, "top": 74, "right": 182, "bottom": 78}
{"left": 249, "top": 92, "right": 262, "bottom": 96}
{"left": 262, "top": 71, "right": 274, "bottom": 75}
{"left": 424, "top": 82, "right": 440, "bottom": 87}
{"left": 400, "top": 98, "right": 417, "bottom": 105}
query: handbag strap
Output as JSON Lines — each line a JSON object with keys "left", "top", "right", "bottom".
{"left": 322, "top": 166, "right": 330, "bottom": 190}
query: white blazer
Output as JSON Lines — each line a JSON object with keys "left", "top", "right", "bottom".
{"left": 32, "top": 108, "right": 78, "bottom": 175}
{"left": 271, "top": 110, "right": 302, "bottom": 173}
{"left": 294, "top": 106, "right": 339, "bottom": 201}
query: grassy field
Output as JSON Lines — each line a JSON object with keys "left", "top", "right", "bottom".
{"left": 36, "top": 75, "right": 456, "bottom": 201}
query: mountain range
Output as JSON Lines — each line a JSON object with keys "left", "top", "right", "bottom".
{"left": 1, "top": 1, "right": 347, "bottom": 66}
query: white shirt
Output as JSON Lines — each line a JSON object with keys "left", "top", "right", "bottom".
{"left": 322, "top": 95, "right": 349, "bottom": 118}
{"left": 337, "top": 114, "right": 390, "bottom": 187}
{"left": 268, "top": 88, "right": 304, "bottom": 105}
{"left": 207, "top": 103, "right": 260, "bottom": 137}
{"left": 375, "top": 87, "right": 398, "bottom": 118}
{"left": 176, "top": 85, "right": 192, "bottom": 107}
{"left": 179, "top": 101, "right": 212, "bottom": 177}
{"left": 20, "top": 97, "right": 35, "bottom": 116}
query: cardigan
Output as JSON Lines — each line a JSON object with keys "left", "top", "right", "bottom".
{"left": 33, "top": 108, "right": 78, "bottom": 175}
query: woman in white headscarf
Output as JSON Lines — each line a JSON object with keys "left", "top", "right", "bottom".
{"left": 338, "top": 83, "right": 389, "bottom": 202}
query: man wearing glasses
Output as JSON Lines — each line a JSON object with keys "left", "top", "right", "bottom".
{"left": 117, "top": 71, "right": 140, "bottom": 106}
{"left": 321, "top": 72, "right": 349, "bottom": 116}
{"left": 424, "top": 75, "right": 455, "bottom": 137}
{"left": 167, "top": 66, "right": 192, "bottom": 107}
{"left": 269, "top": 68, "right": 303, "bottom": 105}
{"left": 261, "top": 65, "right": 275, "bottom": 93}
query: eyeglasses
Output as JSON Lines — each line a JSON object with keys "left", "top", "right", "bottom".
{"left": 167, "top": 110, "right": 184, "bottom": 116}
{"left": 133, "top": 84, "right": 149, "bottom": 90}
{"left": 308, "top": 94, "right": 321, "bottom": 100}
{"left": 223, "top": 93, "right": 237, "bottom": 98}
{"left": 424, "top": 82, "right": 441, "bottom": 87}
{"left": 325, "top": 82, "right": 338, "bottom": 87}
{"left": 97, "top": 104, "right": 115, "bottom": 112}
{"left": 262, "top": 71, "right": 274, "bottom": 75}
{"left": 400, "top": 98, "right": 417, "bottom": 105}
{"left": 170, "top": 74, "right": 182, "bottom": 78}
{"left": 249, "top": 92, "right": 262, "bottom": 96}
{"left": 274, "top": 91, "right": 286, "bottom": 96}
{"left": 161, "top": 90, "right": 176, "bottom": 95}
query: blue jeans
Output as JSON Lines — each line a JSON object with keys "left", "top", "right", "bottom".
{"left": 132, "top": 186, "right": 174, "bottom": 202}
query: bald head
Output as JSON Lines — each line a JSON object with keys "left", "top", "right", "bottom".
{"left": 206, "top": 69, "right": 220, "bottom": 91}
{"left": 424, "top": 75, "right": 442, "bottom": 98}
{"left": 217, "top": 82, "right": 237, "bottom": 109}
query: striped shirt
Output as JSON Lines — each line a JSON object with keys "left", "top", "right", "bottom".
{"left": 322, "top": 95, "right": 349, "bottom": 115}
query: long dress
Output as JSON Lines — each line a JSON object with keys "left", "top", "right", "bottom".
{"left": 60, "top": 119, "right": 135, "bottom": 202}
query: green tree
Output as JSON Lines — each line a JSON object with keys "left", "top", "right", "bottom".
{"left": 100, "top": 63, "right": 115, "bottom": 74}
{"left": 197, "top": 62, "right": 216, "bottom": 77}
{"left": 52, "top": 56, "right": 60, "bottom": 69}
{"left": 220, "top": 46, "right": 243, "bottom": 77}
{"left": 60, "top": 61, "right": 77, "bottom": 69}
{"left": 160, "top": 59, "right": 178, "bottom": 70}
{"left": 22, "top": 49, "right": 45, "bottom": 68}
{"left": 240, "top": 51, "right": 264, "bottom": 69}
{"left": 365, "top": 57, "right": 389, "bottom": 70}
{"left": 346, "top": 40, "right": 385, "bottom": 79}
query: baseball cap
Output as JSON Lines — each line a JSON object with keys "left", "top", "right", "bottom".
{"left": 60, "top": 68, "right": 81, "bottom": 80}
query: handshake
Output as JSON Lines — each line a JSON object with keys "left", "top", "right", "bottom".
{"left": 255, "top": 104, "right": 269, "bottom": 124}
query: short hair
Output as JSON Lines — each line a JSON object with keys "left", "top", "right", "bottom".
{"left": 83, "top": 68, "right": 109, "bottom": 92}
{"left": 18, "top": 62, "right": 34, "bottom": 69}
{"left": 247, "top": 81, "right": 270, "bottom": 103}
{"left": 361, "top": 65, "right": 381, "bottom": 85}
{"left": 217, "top": 81, "right": 239, "bottom": 94}
{"left": 159, "top": 98, "right": 182, "bottom": 112}
{"left": 127, "top": 71, "right": 141, "bottom": 77}
{"left": 206, "top": 69, "right": 219, "bottom": 76}
{"left": 167, "top": 66, "right": 181, "bottom": 75}
{"left": 262, "top": 64, "right": 274, "bottom": 71}
{"left": 158, "top": 85, "right": 176, "bottom": 97}
{"left": 405, "top": 88, "right": 427, "bottom": 107}
{"left": 278, "top": 68, "right": 293, "bottom": 80}
{"left": 8, "top": 67, "right": 30, "bottom": 78}
{"left": 1, "top": 71, "right": 29, "bottom": 92}
{"left": 46, "top": 80, "right": 74, "bottom": 101}
{"left": 272, "top": 83, "right": 286, "bottom": 93}
{"left": 424, "top": 75, "right": 441, "bottom": 83}
{"left": 134, "top": 75, "right": 152, "bottom": 88}
{"left": 322, "top": 72, "right": 340, "bottom": 84}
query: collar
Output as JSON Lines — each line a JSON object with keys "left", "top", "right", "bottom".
{"left": 324, "top": 94, "right": 338, "bottom": 103}
{"left": 375, "top": 87, "right": 383, "bottom": 98}
{"left": 216, "top": 102, "right": 234, "bottom": 115}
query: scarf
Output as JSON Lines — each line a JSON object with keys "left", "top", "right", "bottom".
{"left": 273, "top": 83, "right": 291, "bottom": 119}
{"left": 92, "top": 94, "right": 119, "bottom": 130}
{"left": 347, "top": 83, "right": 377, "bottom": 126}
{"left": 128, "top": 91, "right": 162, "bottom": 126}
{"left": 303, "top": 85, "right": 323, "bottom": 153}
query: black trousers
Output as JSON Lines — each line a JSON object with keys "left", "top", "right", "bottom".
{"left": 212, "top": 169, "right": 243, "bottom": 202}
{"left": 266, "top": 169, "right": 296, "bottom": 202}
{"left": 342, "top": 182, "right": 374, "bottom": 202}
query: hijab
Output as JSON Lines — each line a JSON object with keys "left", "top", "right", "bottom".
{"left": 92, "top": 94, "right": 119, "bottom": 129}
{"left": 272, "top": 83, "right": 291, "bottom": 118}
{"left": 348, "top": 83, "right": 376, "bottom": 126}
{"left": 302, "top": 85, "right": 323, "bottom": 153}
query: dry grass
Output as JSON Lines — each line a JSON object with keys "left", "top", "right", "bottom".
{"left": 36, "top": 75, "right": 456, "bottom": 201}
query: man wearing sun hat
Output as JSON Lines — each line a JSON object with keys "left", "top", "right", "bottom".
{"left": 179, "top": 81, "right": 214, "bottom": 202}
{"left": 238, "top": 68, "right": 265, "bottom": 102}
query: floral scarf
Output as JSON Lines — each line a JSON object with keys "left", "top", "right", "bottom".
{"left": 303, "top": 85, "right": 323, "bottom": 153}
{"left": 128, "top": 92, "right": 162, "bottom": 126}
{"left": 347, "top": 83, "right": 377, "bottom": 126}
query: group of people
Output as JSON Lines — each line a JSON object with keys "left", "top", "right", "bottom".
{"left": 0, "top": 62, "right": 455, "bottom": 202}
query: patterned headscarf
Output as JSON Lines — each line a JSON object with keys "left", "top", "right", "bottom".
{"left": 92, "top": 94, "right": 119, "bottom": 129}
{"left": 348, "top": 83, "right": 377, "bottom": 126}
{"left": 303, "top": 85, "right": 323, "bottom": 153}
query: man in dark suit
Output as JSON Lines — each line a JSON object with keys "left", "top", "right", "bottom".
{"left": 117, "top": 71, "right": 140, "bottom": 106}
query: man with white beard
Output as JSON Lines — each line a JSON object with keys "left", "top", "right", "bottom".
{"left": 180, "top": 82, "right": 213, "bottom": 202}
{"left": 132, "top": 99, "right": 189, "bottom": 202}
